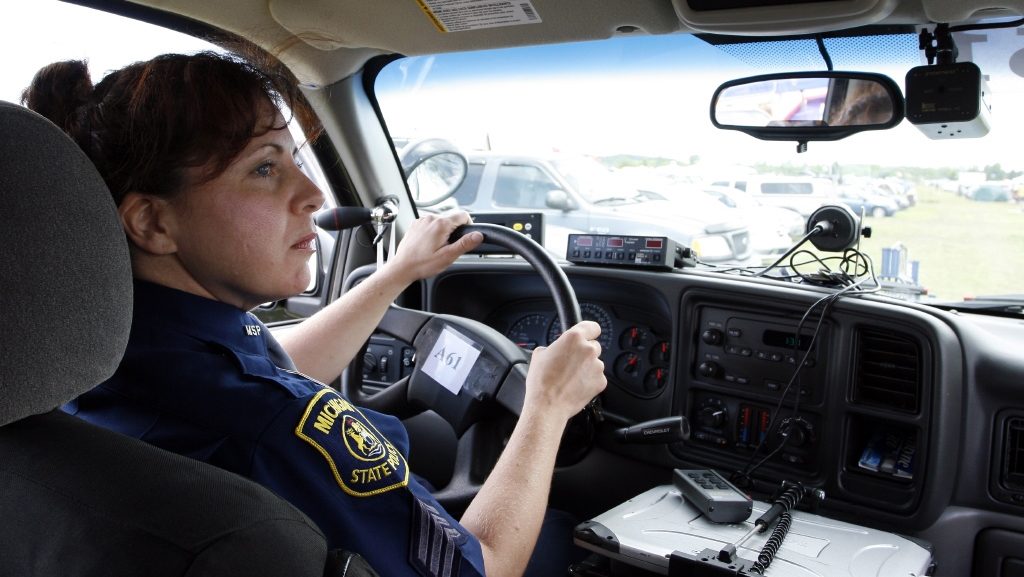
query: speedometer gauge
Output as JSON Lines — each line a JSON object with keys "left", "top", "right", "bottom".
{"left": 547, "top": 303, "right": 614, "bottom": 353}
{"left": 505, "top": 313, "right": 549, "bottom": 350}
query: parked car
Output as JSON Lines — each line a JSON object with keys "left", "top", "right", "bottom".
{"left": 967, "top": 182, "right": 1014, "bottom": 202}
{"left": 709, "top": 175, "right": 836, "bottom": 217}
{"left": 699, "top": 184, "right": 804, "bottom": 261}
{"left": 446, "top": 152, "right": 754, "bottom": 264}
{"left": 877, "top": 178, "right": 916, "bottom": 206}
{"left": 837, "top": 184, "right": 902, "bottom": 217}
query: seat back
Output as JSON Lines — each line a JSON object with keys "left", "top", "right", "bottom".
{"left": 0, "top": 101, "right": 366, "bottom": 576}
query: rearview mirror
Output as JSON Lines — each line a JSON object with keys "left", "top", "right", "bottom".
{"left": 399, "top": 138, "right": 469, "bottom": 207}
{"left": 711, "top": 72, "right": 904, "bottom": 147}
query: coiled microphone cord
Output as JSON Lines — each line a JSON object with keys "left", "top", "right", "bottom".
{"left": 750, "top": 511, "right": 792, "bottom": 574}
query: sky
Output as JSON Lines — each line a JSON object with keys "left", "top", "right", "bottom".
{"left": 1, "top": 1, "right": 215, "bottom": 104}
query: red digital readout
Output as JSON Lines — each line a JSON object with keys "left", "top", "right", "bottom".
{"left": 608, "top": 237, "right": 624, "bottom": 248}
{"left": 645, "top": 238, "right": 663, "bottom": 249}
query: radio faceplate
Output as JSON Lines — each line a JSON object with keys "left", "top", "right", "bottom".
{"left": 693, "top": 306, "right": 829, "bottom": 406}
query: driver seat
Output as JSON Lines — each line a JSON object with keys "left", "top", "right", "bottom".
{"left": 0, "top": 100, "right": 371, "bottom": 576}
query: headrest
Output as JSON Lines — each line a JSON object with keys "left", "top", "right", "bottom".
{"left": 0, "top": 101, "right": 133, "bottom": 426}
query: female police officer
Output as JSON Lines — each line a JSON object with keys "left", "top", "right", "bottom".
{"left": 23, "top": 52, "right": 606, "bottom": 577}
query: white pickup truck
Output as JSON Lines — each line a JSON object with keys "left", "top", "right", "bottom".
{"left": 444, "top": 152, "right": 756, "bottom": 264}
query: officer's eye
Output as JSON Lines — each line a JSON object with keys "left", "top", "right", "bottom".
{"left": 255, "top": 161, "right": 275, "bottom": 178}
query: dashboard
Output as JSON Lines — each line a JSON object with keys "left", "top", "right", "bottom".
{"left": 344, "top": 258, "right": 1024, "bottom": 577}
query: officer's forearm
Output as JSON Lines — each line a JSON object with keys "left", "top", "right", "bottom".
{"left": 459, "top": 404, "right": 566, "bottom": 577}
{"left": 276, "top": 264, "right": 409, "bottom": 383}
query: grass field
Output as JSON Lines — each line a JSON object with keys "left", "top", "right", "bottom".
{"left": 852, "top": 187, "right": 1024, "bottom": 301}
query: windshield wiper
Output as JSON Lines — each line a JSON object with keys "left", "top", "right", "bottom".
{"left": 591, "top": 196, "right": 633, "bottom": 205}
{"left": 592, "top": 194, "right": 649, "bottom": 205}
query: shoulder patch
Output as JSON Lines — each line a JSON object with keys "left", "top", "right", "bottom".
{"left": 295, "top": 389, "right": 409, "bottom": 497}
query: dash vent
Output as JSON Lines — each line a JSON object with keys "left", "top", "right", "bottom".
{"left": 852, "top": 328, "right": 921, "bottom": 413}
{"left": 1002, "top": 418, "right": 1024, "bottom": 491}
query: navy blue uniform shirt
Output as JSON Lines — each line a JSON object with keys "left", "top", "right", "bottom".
{"left": 64, "top": 281, "right": 486, "bottom": 577}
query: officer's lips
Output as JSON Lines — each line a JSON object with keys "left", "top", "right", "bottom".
{"left": 292, "top": 233, "right": 317, "bottom": 251}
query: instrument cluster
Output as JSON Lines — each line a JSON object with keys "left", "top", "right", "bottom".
{"left": 496, "top": 301, "right": 671, "bottom": 398}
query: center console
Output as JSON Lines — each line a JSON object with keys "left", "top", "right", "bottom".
{"left": 669, "top": 288, "right": 947, "bottom": 528}
{"left": 685, "top": 305, "right": 827, "bottom": 473}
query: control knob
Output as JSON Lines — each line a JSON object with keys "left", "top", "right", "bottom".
{"left": 697, "top": 407, "right": 726, "bottom": 429}
{"left": 698, "top": 360, "right": 721, "bottom": 379}
{"left": 701, "top": 328, "right": 724, "bottom": 346}
{"left": 778, "top": 417, "right": 814, "bottom": 448}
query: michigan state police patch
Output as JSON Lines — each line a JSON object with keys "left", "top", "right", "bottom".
{"left": 295, "top": 389, "right": 409, "bottom": 496}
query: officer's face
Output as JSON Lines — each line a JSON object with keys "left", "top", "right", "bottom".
{"left": 167, "top": 108, "right": 325, "bottom": 310}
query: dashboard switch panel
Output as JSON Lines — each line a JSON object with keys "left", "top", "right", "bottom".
{"left": 690, "top": 391, "right": 821, "bottom": 472}
{"left": 362, "top": 335, "right": 415, "bottom": 392}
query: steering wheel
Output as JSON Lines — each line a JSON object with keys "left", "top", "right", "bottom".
{"left": 343, "top": 223, "right": 596, "bottom": 503}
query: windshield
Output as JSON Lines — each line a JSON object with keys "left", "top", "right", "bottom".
{"left": 374, "top": 27, "right": 1023, "bottom": 303}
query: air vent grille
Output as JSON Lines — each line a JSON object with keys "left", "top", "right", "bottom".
{"left": 1003, "top": 418, "right": 1024, "bottom": 490}
{"left": 852, "top": 328, "right": 921, "bottom": 413}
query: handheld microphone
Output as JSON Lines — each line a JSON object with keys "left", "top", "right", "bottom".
{"left": 315, "top": 207, "right": 373, "bottom": 231}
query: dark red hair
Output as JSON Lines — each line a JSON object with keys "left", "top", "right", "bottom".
{"left": 22, "top": 51, "right": 320, "bottom": 204}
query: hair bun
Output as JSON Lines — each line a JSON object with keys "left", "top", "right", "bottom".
{"left": 22, "top": 60, "right": 95, "bottom": 132}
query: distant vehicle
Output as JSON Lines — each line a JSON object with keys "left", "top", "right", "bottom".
{"left": 709, "top": 175, "right": 835, "bottom": 217}
{"left": 837, "top": 185, "right": 901, "bottom": 217}
{"left": 957, "top": 171, "right": 987, "bottom": 196}
{"left": 876, "top": 179, "right": 916, "bottom": 206}
{"left": 699, "top": 185, "right": 804, "bottom": 261}
{"left": 966, "top": 182, "right": 1013, "bottom": 202}
{"left": 448, "top": 152, "right": 754, "bottom": 264}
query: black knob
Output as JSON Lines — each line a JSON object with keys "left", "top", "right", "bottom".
{"left": 698, "top": 361, "right": 720, "bottom": 378}
{"left": 363, "top": 352, "right": 377, "bottom": 369}
{"left": 698, "top": 407, "right": 726, "bottom": 429}
{"left": 779, "top": 418, "right": 812, "bottom": 447}
{"left": 701, "top": 329, "right": 724, "bottom": 346}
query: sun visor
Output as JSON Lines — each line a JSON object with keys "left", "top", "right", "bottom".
{"left": 268, "top": 0, "right": 681, "bottom": 53}
{"left": 672, "top": 0, "right": 899, "bottom": 36}
{"left": 922, "top": 0, "right": 1024, "bottom": 24}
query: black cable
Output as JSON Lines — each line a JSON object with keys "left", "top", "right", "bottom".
{"left": 750, "top": 512, "right": 792, "bottom": 574}
{"left": 735, "top": 270, "right": 879, "bottom": 484}
{"left": 699, "top": 243, "right": 881, "bottom": 292}
{"left": 734, "top": 293, "right": 830, "bottom": 482}
{"left": 754, "top": 226, "right": 823, "bottom": 278}
{"left": 784, "top": 248, "right": 879, "bottom": 291}
{"left": 718, "top": 481, "right": 805, "bottom": 567}
{"left": 949, "top": 17, "right": 1024, "bottom": 33}
{"left": 815, "top": 35, "right": 834, "bottom": 71}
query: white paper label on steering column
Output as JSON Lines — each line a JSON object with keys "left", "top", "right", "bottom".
{"left": 422, "top": 325, "right": 482, "bottom": 395}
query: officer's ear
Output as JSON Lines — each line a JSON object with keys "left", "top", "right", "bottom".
{"left": 118, "top": 192, "right": 179, "bottom": 255}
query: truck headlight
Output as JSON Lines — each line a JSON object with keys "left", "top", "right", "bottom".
{"left": 691, "top": 235, "right": 732, "bottom": 260}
